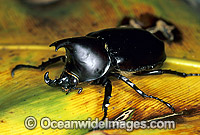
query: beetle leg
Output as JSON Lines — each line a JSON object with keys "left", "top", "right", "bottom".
{"left": 11, "top": 56, "right": 65, "bottom": 77}
{"left": 133, "top": 69, "right": 200, "bottom": 77}
{"left": 63, "top": 87, "right": 82, "bottom": 95}
{"left": 101, "top": 78, "right": 112, "bottom": 121}
{"left": 66, "top": 90, "right": 71, "bottom": 95}
{"left": 111, "top": 73, "right": 175, "bottom": 112}
{"left": 72, "top": 87, "right": 83, "bottom": 94}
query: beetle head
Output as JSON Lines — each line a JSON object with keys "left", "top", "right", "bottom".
{"left": 44, "top": 71, "right": 78, "bottom": 90}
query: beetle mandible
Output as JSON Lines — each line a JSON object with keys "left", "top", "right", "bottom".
{"left": 11, "top": 27, "right": 200, "bottom": 120}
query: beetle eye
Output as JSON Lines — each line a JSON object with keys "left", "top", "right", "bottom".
{"left": 70, "top": 77, "right": 78, "bottom": 85}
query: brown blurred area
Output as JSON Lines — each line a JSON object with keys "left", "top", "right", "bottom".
{"left": 0, "top": 0, "right": 200, "bottom": 61}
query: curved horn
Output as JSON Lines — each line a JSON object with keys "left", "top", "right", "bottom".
{"left": 44, "top": 72, "right": 59, "bottom": 87}
{"left": 49, "top": 37, "right": 94, "bottom": 51}
{"left": 49, "top": 38, "right": 74, "bottom": 51}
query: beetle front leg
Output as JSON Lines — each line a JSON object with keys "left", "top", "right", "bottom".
{"left": 133, "top": 69, "right": 200, "bottom": 77}
{"left": 62, "top": 87, "right": 83, "bottom": 95}
{"left": 101, "top": 79, "right": 112, "bottom": 121}
{"left": 72, "top": 87, "right": 83, "bottom": 94}
{"left": 111, "top": 73, "right": 175, "bottom": 112}
{"left": 11, "top": 56, "right": 65, "bottom": 77}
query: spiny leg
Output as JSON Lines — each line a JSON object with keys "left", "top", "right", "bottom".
{"left": 133, "top": 69, "right": 200, "bottom": 77}
{"left": 111, "top": 73, "right": 175, "bottom": 112}
{"left": 101, "top": 78, "right": 112, "bottom": 121}
{"left": 11, "top": 56, "right": 65, "bottom": 77}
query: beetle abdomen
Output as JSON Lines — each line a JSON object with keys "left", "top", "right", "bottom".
{"left": 87, "top": 28, "right": 166, "bottom": 72}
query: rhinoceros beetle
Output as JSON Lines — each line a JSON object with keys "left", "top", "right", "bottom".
{"left": 11, "top": 28, "right": 200, "bottom": 120}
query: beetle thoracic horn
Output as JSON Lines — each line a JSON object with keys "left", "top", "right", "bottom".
{"left": 49, "top": 38, "right": 71, "bottom": 51}
{"left": 49, "top": 37, "right": 80, "bottom": 51}
{"left": 44, "top": 72, "right": 58, "bottom": 87}
{"left": 49, "top": 37, "right": 98, "bottom": 52}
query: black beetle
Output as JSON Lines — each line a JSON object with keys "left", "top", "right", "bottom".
{"left": 11, "top": 27, "right": 200, "bottom": 120}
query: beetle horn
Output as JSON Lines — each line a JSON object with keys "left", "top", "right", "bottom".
{"left": 49, "top": 38, "right": 75, "bottom": 51}
{"left": 49, "top": 37, "right": 94, "bottom": 51}
{"left": 44, "top": 72, "right": 59, "bottom": 87}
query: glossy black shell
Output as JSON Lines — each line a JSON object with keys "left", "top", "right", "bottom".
{"left": 87, "top": 28, "right": 166, "bottom": 72}
{"left": 65, "top": 37, "right": 111, "bottom": 82}
{"left": 51, "top": 37, "right": 111, "bottom": 82}
{"left": 52, "top": 28, "right": 166, "bottom": 82}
